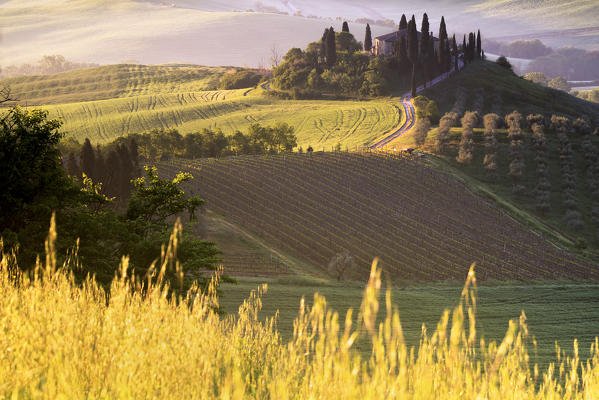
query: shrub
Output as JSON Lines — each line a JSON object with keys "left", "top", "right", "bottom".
{"left": 219, "top": 69, "right": 261, "bottom": 89}
{"left": 413, "top": 117, "right": 432, "bottom": 146}
{"left": 495, "top": 56, "right": 513, "bottom": 71}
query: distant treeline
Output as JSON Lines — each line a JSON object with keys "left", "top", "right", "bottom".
{"left": 61, "top": 123, "right": 298, "bottom": 197}
{"left": 0, "top": 55, "right": 99, "bottom": 78}
{"left": 486, "top": 39, "right": 599, "bottom": 80}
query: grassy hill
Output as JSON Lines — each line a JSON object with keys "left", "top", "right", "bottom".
{"left": 0, "top": 64, "right": 229, "bottom": 105}
{"left": 0, "top": 65, "right": 402, "bottom": 148}
{"left": 391, "top": 61, "right": 599, "bottom": 250}
{"left": 159, "top": 152, "right": 598, "bottom": 282}
{"left": 422, "top": 61, "right": 599, "bottom": 120}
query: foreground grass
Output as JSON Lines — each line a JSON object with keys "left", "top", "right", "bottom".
{"left": 220, "top": 278, "right": 599, "bottom": 367}
{"left": 2, "top": 221, "right": 599, "bottom": 398}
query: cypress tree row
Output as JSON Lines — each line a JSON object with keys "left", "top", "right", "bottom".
{"left": 483, "top": 113, "right": 500, "bottom": 181}
{"left": 505, "top": 111, "right": 525, "bottom": 195}
{"left": 364, "top": 24, "right": 373, "bottom": 53}
{"left": 342, "top": 21, "right": 349, "bottom": 33}
{"left": 457, "top": 111, "right": 478, "bottom": 165}
{"left": 552, "top": 115, "right": 584, "bottom": 230}
{"left": 530, "top": 118, "right": 551, "bottom": 214}
{"left": 325, "top": 27, "right": 337, "bottom": 68}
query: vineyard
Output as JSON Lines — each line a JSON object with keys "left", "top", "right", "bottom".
{"left": 159, "top": 151, "right": 599, "bottom": 281}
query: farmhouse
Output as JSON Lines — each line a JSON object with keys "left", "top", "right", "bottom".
{"left": 374, "top": 29, "right": 440, "bottom": 57}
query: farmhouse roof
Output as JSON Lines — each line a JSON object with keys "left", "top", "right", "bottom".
{"left": 375, "top": 29, "right": 439, "bottom": 42}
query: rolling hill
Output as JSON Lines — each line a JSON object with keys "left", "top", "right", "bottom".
{"left": 159, "top": 151, "right": 599, "bottom": 282}
{"left": 391, "top": 61, "right": 599, "bottom": 251}
{"left": 0, "top": 64, "right": 403, "bottom": 148}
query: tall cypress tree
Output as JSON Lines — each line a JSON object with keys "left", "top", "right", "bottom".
{"left": 444, "top": 39, "right": 451, "bottom": 72}
{"left": 468, "top": 32, "right": 475, "bottom": 62}
{"left": 65, "top": 152, "right": 80, "bottom": 178}
{"left": 320, "top": 28, "right": 329, "bottom": 64}
{"left": 342, "top": 21, "right": 349, "bottom": 33}
{"left": 399, "top": 14, "right": 408, "bottom": 30}
{"left": 438, "top": 16, "right": 448, "bottom": 72}
{"left": 420, "top": 13, "right": 429, "bottom": 57}
{"left": 453, "top": 34, "right": 459, "bottom": 71}
{"left": 407, "top": 19, "right": 418, "bottom": 64}
{"left": 364, "top": 24, "right": 373, "bottom": 53}
{"left": 397, "top": 35, "right": 408, "bottom": 74}
{"left": 326, "top": 27, "right": 337, "bottom": 68}
{"left": 128, "top": 138, "right": 140, "bottom": 176}
{"left": 80, "top": 138, "right": 95, "bottom": 180}
{"left": 476, "top": 29, "right": 482, "bottom": 60}
{"left": 95, "top": 144, "right": 105, "bottom": 183}
{"left": 462, "top": 34, "right": 467, "bottom": 62}
{"left": 117, "top": 144, "right": 133, "bottom": 198}
{"left": 411, "top": 64, "right": 417, "bottom": 97}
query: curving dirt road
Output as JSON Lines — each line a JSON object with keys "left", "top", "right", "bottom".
{"left": 369, "top": 99, "right": 416, "bottom": 149}
{"left": 369, "top": 62, "right": 463, "bottom": 149}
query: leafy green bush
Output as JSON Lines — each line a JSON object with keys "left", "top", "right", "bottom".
{"left": 218, "top": 69, "right": 261, "bottom": 89}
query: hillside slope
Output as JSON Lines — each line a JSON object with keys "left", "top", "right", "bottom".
{"left": 422, "top": 61, "right": 599, "bottom": 120}
{"left": 159, "top": 152, "right": 599, "bottom": 282}
{"left": 0, "top": 64, "right": 229, "bottom": 105}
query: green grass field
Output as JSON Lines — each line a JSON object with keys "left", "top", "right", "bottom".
{"left": 219, "top": 278, "right": 599, "bottom": 366}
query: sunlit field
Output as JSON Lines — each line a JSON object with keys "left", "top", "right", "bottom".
{"left": 2, "top": 220, "right": 599, "bottom": 398}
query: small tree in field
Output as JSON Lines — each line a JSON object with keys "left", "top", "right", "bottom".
{"left": 456, "top": 112, "right": 477, "bottom": 165}
{"left": 328, "top": 250, "right": 356, "bottom": 281}
{"left": 413, "top": 117, "right": 431, "bottom": 146}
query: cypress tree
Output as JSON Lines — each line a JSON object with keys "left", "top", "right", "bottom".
{"left": 397, "top": 35, "right": 408, "bottom": 74}
{"left": 453, "top": 34, "right": 459, "bottom": 71}
{"left": 439, "top": 16, "right": 448, "bottom": 42}
{"left": 438, "top": 17, "right": 448, "bottom": 72}
{"left": 65, "top": 152, "right": 80, "bottom": 178}
{"left": 128, "top": 138, "right": 140, "bottom": 176}
{"left": 117, "top": 144, "right": 133, "bottom": 198}
{"left": 420, "top": 13, "right": 430, "bottom": 57}
{"left": 95, "top": 144, "right": 106, "bottom": 183}
{"left": 320, "top": 28, "right": 329, "bottom": 64}
{"left": 342, "top": 21, "right": 349, "bottom": 33}
{"left": 364, "top": 24, "right": 373, "bottom": 53}
{"left": 326, "top": 27, "right": 337, "bottom": 68}
{"left": 80, "top": 138, "right": 95, "bottom": 179}
{"left": 399, "top": 14, "right": 408, "bottom": 30}
{"left": 105, "top": 150, "right": 120, "bottom": 197}
{"left": 468, "top": 32, "right": 475, "bottom": 62}
{"left": 407, "top": 19, "right": 418, "bottom": 64}
{"left": 462, "top": 35, "right": 467, "bottom": 63}
{"left": 444, "top": 39, "right": 451, "bottom": 72}
{"left": 476, "top": 29, "right": 482, "bottom": 60}
{"left": 411, "top": 64, "right": 417, "bottom": 97}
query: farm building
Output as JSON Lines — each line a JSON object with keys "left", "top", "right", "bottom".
{"left": 374, "top": 29, "right": 440, "bottom": 57}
